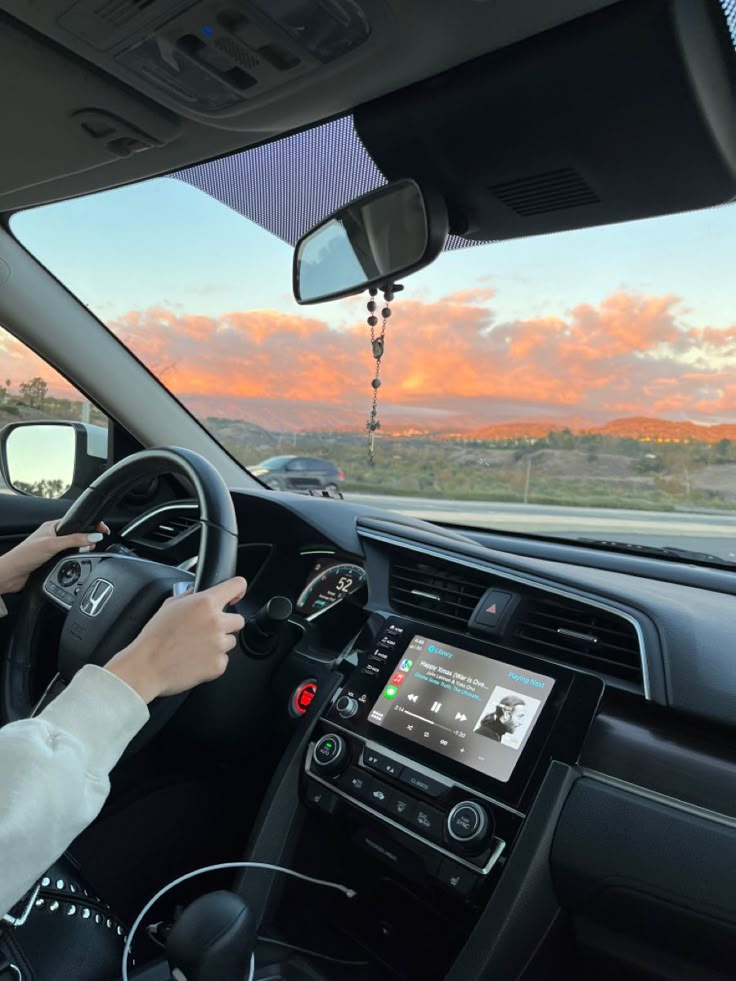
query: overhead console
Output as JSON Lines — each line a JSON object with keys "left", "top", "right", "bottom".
{"left": 3, "top": 0, "right": 385, "bottom": 120}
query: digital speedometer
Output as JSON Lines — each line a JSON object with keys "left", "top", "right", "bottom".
{"left": 297, "top": 561, "right": 367, "bottom": 618}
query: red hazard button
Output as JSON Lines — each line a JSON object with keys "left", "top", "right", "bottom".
{"left": 291, "top": 680, "right": 318, "bottom": 717}
{"left": 472, "top": 590, "right": 515, "bottom": 632}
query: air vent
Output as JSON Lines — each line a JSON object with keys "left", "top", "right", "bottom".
{"left": 390, "top": 559, "right": 487, "bottom": 628}
{"left": 491, "top": 168, "right": 599, "bottom": 216}
{"left": 141, "top": 512, "right": 199, "bottom": 545}
{"left": 513, "top": 595, "right": 642, "bottom": 685}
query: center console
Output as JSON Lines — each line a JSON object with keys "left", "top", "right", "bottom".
{"left": 226, "top": 612, "right": 605, "bottom": 981}
{"left": 130, "top": 612, "right": 604, "bottom": 981}
{"left": 286, "top": 614, "right": 603, "bottom": 976}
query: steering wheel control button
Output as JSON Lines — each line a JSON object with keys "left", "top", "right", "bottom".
{"left": 58, "top": 561, "right": 82, "bottom": 587}
{"left": 408, "top": 804, "right": 444, "bottom": 843}
{"left": 292, "top": 681, "right": 318, "bottom": 717}
{"left": 399, "top": 767, "right": 448, "bottom": 799}
{"left": 363, "top": 749, "right": 403, "bottom": 780}
{"left": 437, "top": 859, "right": 481, "bottom": 897}
{"left": 447, "top": 802, "right": 488, "bottom": 842}
{"left": 46, "top": 581, "right": 68, "bottom": 603}
{"left": 335, "top": 695, "right": 359, "bottom": 720}
{"left": 312, "top": 734, "right": 347, "bottom": 775}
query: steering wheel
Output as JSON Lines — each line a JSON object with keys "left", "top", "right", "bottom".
{"left": 1, "top": 447, "right": 239, "bottom": 745}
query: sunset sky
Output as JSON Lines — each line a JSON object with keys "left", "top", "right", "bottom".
{"left": 8, "top": 175, "right": 736, "bottom": 434}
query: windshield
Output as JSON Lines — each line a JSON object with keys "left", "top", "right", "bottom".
{"left": 10, "top": 119, "right": 736, "bottom": 562}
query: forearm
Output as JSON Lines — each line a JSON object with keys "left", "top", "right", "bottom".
{"left": 0, "top": 665, "right": 148, "bottom": 918}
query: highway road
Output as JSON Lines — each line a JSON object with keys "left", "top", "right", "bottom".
{"left": 348, "top": 494, "right": 736, "bottom": 560}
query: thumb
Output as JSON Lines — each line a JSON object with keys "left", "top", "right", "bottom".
{"left": 51, "top": 531, "right": 105, "bottom": 554}
{"left": 207, "top": 576, "right": 248, "bottom": 607}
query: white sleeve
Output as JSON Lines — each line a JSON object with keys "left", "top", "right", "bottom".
{"left": 0, "top": 664, "right": 149, "bottom": 918}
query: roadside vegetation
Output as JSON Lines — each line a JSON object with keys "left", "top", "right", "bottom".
{"left": 2, "top": 381, "right": 735, "bottom": 512}
{"left": 209, "top": 423, "right": 736, "bottom": 512}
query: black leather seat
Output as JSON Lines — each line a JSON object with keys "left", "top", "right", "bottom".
{"left": 1, "top": 856, "right": 127, "bottom": 981}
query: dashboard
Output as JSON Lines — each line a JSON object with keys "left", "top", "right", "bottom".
{"left": 116, "top": 488, "right": 736, "bottom": 981}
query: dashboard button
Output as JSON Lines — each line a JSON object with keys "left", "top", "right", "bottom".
{"left": 386, "top": 789, "right": 416, "bottom": 824}
{"left": 363, "top": 749, "right": 403, "bottom": 780}
{"left": 368, "top": 647, "right": 391, "bottom": 662}
{"left": 399, "top": 768, "right": 449, "bottom": 799}
{"left": 471, "top": 589, "right": 517, "bottom": 632}
{"left": 304, "top": 781, "right": 337, "bottom": 815}
{"left": 312, "top": 734, "right": 347, "bottom": 775}
{"left": 335, "top": 695, "right": 359, "bottom": 720}
{"left": 437, "top": 859, "right": 480, "bottom": 897}
{"left": 448, "top": 802, "right": 486, "bottom": 841}
{"left": 339, "top": 766, "right": 375, "bottom": 802}
{"left": 377, "top": 635, "right": 399, "bottom": 649}
{"left": 365, "top": 782, "right": 395, "bottom": 812}
{"left": 407, "top": 803, "right": 444, "bottom": 842}
{"left": 292, "top": 681, "right": 318, "bottom": 717}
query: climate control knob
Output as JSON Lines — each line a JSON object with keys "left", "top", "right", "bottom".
{"left": 447, "top": 801, "right": 492, "bottom": 852}
{"left": 312, "top": 733, "right": 348, "bottom": 776}
{"left": 335, "top": 695, "right": 359, "bottom": 720}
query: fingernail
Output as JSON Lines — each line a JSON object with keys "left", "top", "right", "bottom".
{"left": 79, "top": 545, "right": 93, "bottom": 553}
{"left": 87, "top": 533, "right": 104, "bottom": 543}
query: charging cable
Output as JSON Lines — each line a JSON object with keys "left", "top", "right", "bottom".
{"left": 121, "top": 862, "right": 357, "bottom": 981}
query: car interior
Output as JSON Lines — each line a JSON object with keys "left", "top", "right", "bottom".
{"left": 0, "top": 1, "right": 735, "bottom": 980}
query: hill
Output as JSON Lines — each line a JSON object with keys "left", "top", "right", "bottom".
{"left": 467, "top": 416, "right": 736, "bottom": 444}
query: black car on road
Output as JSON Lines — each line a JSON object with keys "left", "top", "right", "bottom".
{"left": 249, "top": 455, "right": 344, "bottom": 493}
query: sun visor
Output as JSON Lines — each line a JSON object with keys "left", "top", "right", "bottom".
{"left": 355, "top": 0, "right": 736, "bottom": 241}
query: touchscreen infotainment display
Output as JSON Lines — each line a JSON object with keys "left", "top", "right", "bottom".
{"left": 367, "top": 635, "right": 556, "bottom": 783}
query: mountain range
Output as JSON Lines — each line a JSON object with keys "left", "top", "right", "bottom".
{"left": 467, "top": 417, "right": 736, "bottom": 443}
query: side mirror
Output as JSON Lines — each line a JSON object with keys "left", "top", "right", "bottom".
{"left": 0, "top": 421, "right": 108, "bottom": 499}
{"left": 293, "top": 178, "right": 449, "bottom": 304}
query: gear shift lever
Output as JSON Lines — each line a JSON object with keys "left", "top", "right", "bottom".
{"left": 242, "top": 596, "right": 293, "bottom": 656}
{"left": 166, "top": 891, "right": 256, "bottom": 981}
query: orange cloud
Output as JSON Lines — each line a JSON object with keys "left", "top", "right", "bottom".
{"left": 104, "top": 289, "right": 736, "bottom": 428}
{"left": 442, "top": 287, "right": 496, "bottom": 304}
{"left": 1, "top": 287, "right": 734, "bottom": 432}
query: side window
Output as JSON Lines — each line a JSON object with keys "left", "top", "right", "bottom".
{"left": 0, "top": 325, "right": 108, "bottom": 499}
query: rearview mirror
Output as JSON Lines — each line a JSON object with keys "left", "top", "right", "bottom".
{"left": 293, "top": 179, "right": 449, "bottom": 304}
{"left": 0, "top": 421, "right": 108, "bottom": 499}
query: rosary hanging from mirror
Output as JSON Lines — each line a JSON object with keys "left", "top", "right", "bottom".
{"left": 366, "top": 283, "right": 403, "bottom": 464}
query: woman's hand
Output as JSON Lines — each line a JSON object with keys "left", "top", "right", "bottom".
{"left": 105, "top": 577, "right": 247, "bottom": 703}
{"left": 0, "top": 519, "right": 110, "bottom": 595}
